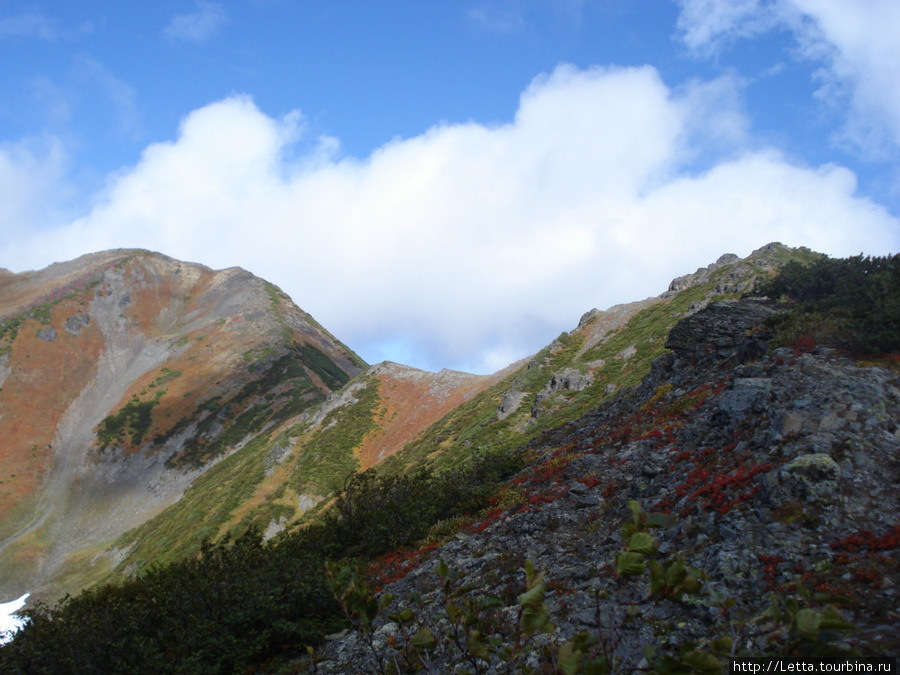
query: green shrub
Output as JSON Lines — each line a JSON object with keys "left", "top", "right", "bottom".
{"left": 0, "top": 530, "right": 341, "bottom": 674}
{"left": 758, "top": 254, "right": 900, "bottom": 354}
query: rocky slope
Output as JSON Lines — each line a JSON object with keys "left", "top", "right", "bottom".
{"left": 313, "top": 299, "right": 900, "bottom": 671}
{"left": 0, "top": 250, "right": 364, "bottom": 600}
{"left": 0, "top": 243, "right": 823, "bottom": 610}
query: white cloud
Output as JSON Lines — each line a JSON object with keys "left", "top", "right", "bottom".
{"left": 676, "top": 0, "right": 785, "bottom": 55}
{"left": 0, "top": 136, "right": 70, "bottom": 245}
{"left": 2, "top": 66, "right": 897, "bottom": 373}
{"left": 676, "top": 0, "right": 900, "bottom": 156}
{"left": 164, "top": 1, "right": 227, "bottom": 43}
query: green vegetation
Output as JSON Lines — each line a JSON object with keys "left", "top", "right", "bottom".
{"left": 149, "top": 367, "right": 181, "bottom": 387}
{"left": 0, "top": 278, "right": 100, "bottom": 355}
{"left": 321, "top": 502, "right": 858, "bottom": 674}
{"left": 6, "top": 246, "right": 854, "bottom": 672}
{"left": 318, "top": 446, "right": 525, "bottom": 558}
{"left": 96, "top": 392, "right": 163, "bottom": 451}
{"left": 0, "top": 531, "right": 341, "bottom": 674}
{"left": 0, "top": 313, "right": 26, "bottom": 356}
{"left": 2, "top": 445, "right": 525, "bottom": 673}
{"left": 291, "top": 376, "right": 381, "bottom": 495}
{"left": 112, "top": 432, "right": 277, "bottom": 572}
{"left": 293, "top": 341, "right": 351, "bottom": 390}
{"left": 758, "top": 253, "right": 900, "bottom": 354}
{"left": 163, "top": 351, "right": 320, "bottom": 469}
{"left": 380, "top": 258, "right": 764, "bottom": 479}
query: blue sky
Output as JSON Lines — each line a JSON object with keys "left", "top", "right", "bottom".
{"left": 2, "top": 1, "right": 899, "bottom": 374}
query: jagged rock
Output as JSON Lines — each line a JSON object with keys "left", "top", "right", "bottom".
{"left": 577, "top": 308, "right": 600, "bottom": 329}
{"left": 64, "top": 313, "right": 90, "bottom": 334}
{"left": 665, "top": 300, "right": 775, "bottom": 360}
{"left": 497, "top": 388, "right": 526, "bottom": 421}
{"left": 531, "top": 368, "right": 593, "bottom": 417}
{"left": 716, "top": 377, "right": 772, "bottom": 419}
{"left": 666, "top": 253, "right": 740, "bottom": 293}
{"left": 36, "top": 326, "right": 57, "bottom": 343}
{"left": 550, "top": 368, "right": 591, "bottom": 393}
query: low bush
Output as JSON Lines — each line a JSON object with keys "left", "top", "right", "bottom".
{"left": 757, "top": 253, "right": 900, "bottom": 354}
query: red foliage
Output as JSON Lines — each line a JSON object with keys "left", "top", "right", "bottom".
{"left": 792, "top": 334, "right": 817, "bottom": 354}
{"left": 367, "top": 541, "right": 440, "bottom": 590}
{"left": 829, "top": 526, "right": 900, "bottom": 552}
{"left": 603, "top": 479, "right": 618, "bottom": 500}
{"left": 759, "top": 554, "right": 785, "bottom": 591}
{"left": 853, "top": 568, "right": 884, "bottom": 588}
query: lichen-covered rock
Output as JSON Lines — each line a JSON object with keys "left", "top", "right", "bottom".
{"left": 777, "top": 453, "right": 843, "bottom": 504}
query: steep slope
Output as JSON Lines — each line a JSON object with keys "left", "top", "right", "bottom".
{"left": 0, "top": 242, "right": 819, "bottom": 605}
{"left": 99, "top": 243, "right": 817, "bottom": 582}
{"left": 0, "top": 250, "right": 364, "bottom": 600}
{"left": 107, "top": 362, "right": 508, "bottom": 577}
{"left": 6, "top": 243, "right": 891, "bottom": 671}
{"left": 375, "top": 243, "right": 820, "bottom": 477}
{"left": 315, "top": 297, "right": 900, "bottom": 671}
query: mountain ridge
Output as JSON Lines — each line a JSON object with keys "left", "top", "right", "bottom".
{"left": 0, "top": 249, "right": 364, "bottom": 599}
{"left": 0, "top": 243, "right": 817, "bottom": 603}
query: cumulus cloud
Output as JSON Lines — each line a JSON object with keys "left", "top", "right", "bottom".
{"left": 164, "top": 1, "right": 227, "bottom": 43}
{"left": 2, "top": 65, "right": 898, "bottom": 373}
{"left": 677, "top": 0, "right": 900, "bottom": 156}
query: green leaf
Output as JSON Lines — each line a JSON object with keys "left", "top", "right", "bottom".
{"left": 583, "top": 658, "right": 610, "bottom": 675}
{"left": 681, "top": 575, "right": 702, "bottom": 595}
{"left": 436, "top": 558, "right": 449, "bottom": 579}
{"left": 711, "top": 636, "right": 733, "bottom": 654}
{"left": 627, "top": 532, "right": 658, "bottom": 555}
{"left": 468, "top": 629, "right": 489, "bottom": 659}
{"left": 379, "top": 592, "right": 394, "bottom": 610}
{"left": 477, "top": 594, "right": 504, "bottom": 611}
{"left": 411, "top": 627, "right": 436, "bottom": 651}
{"left": 616, "top": 551, "right": 645, "bottom": 576}
{"left": 647, "top": 512, "right": 676, "bottom": 528}
{"left": 682, "top": 650, "right": 723, "bottom": 672}
{"left": 666, "top": 560, "right": 687, "bottom": 587}
{"left": 818, "top": 604, "right": 856, "bottom": 631}
{"left": 785, "top": 597, "right": 799, "bottom": 618}
{"left": 628, "top": 500, "right": 643, "bottom": 525}
{"left": 796, "top": 608, "right": 821, "bottom": 641}
{"left": 558, "top": 642, "right": 581, "bottom": 675}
